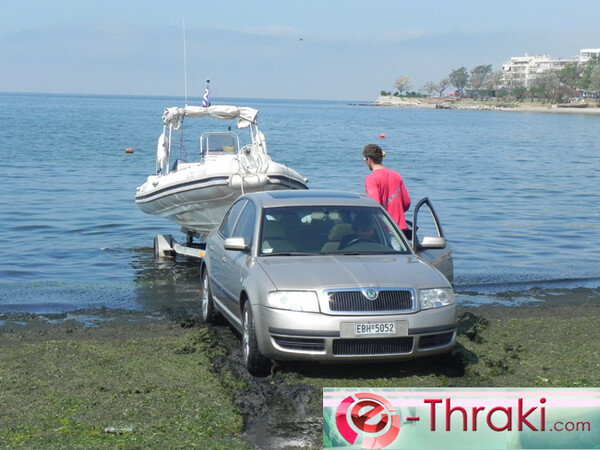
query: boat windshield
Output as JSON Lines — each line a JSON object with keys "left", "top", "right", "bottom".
{"left": 200, "top": 132, "right": 240, "bottom": 157}
{"left": 259, "top": 206, "right": 410, "bottom": 256}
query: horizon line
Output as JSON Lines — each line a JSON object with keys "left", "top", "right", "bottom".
{"left": 0, "top": 90, "right": 371, "bottom": 104}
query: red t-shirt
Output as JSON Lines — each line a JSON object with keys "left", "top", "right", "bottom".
{"left": 365, "top": 168, "right": 411, "bottom": 229}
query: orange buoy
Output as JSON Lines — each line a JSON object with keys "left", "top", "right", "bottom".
{"left": 125, "top": 148, "right": 134, "bottom": 154}
{"left": 379, "top": 134, "right": 386, "bottom": 139}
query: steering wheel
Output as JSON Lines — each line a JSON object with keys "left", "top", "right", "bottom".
{"left": 344, "top": 238, "right": 370, "bottom": 248}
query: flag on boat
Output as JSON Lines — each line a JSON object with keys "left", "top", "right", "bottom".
{"left": 202, "top": 81, "right": 211, "bottom": 107}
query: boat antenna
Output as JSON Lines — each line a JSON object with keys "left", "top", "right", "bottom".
{"left": 182, "top": 18, "right": 188, "bottom": 106}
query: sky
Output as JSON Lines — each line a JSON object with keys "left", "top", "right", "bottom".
{"left": 2, "top": 0, "right": 600, "bottom": 101}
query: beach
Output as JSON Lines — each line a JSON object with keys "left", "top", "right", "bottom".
{"left": 1, "top": 286, "right": 599, "bottom": 449}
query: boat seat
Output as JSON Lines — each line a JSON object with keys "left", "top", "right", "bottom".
{"left": 321, "top": 223, "right": 353, "bottom": 252}
{"left": 261, "top": 221, "right": 295, "bottom": 254}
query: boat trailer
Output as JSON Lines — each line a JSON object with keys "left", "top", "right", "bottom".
{"left": 153, "top": 233, "right": 206, "bottom": 260}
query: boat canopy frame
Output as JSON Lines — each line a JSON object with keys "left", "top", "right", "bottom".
{"left": 162, "top": 105, "right": 259, "bottom": 131}
{"left": 156, "top": 105, "right": 267, "bottom": 177}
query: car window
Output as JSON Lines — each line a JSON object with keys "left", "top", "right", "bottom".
{"left": 219, "top": 199, "right": 248, "bottom": 238}
{"left": 258, "top": 206, "right": 410, "bottom": 255}
{"left": 232, "top": 201, "right": 256, "bottom": 246}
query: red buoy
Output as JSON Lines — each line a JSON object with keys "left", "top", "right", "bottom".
{"left": 125, "top": 148, "right": 134, "bottom": 154}
{"left": 379, "top": 134, "right": 386, "bottom": 139}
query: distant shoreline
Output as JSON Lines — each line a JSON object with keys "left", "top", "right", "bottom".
{"left": 368, "top": 95, "right": 600, "bottom": 115}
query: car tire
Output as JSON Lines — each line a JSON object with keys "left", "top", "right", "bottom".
{"left": 201, "top": 269, "right": 218, "bottom": 324}
{"left": 242, "top": 302, "right": 271, "bottom": 377}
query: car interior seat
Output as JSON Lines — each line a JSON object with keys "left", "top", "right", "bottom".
{"left": 261, "top": 221, "right": 296, "bottom": 254}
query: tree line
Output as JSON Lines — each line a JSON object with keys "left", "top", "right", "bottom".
{"left": 382, "top": 57, "right": 600, "bottom": 103}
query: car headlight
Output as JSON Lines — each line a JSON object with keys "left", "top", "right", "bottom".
{"left": 267, "top": 291, "right": 320, "bottom": 313}
{"left": 420, "top": 288, "right": 455, "bottom": 310}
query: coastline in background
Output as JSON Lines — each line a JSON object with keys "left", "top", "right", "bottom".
{"left": 371, "top": 94, "right": 600, "bottom": 114}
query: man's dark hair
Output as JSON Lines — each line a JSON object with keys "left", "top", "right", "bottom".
{"left": 363, "top": 144, "right": 384, "bottom": 164}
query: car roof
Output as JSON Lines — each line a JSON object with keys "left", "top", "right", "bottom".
{"left": 240, "top": 190, "right": 379, "bottom": 208}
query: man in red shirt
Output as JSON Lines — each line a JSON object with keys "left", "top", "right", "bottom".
{"left": 362, "top": 144, "right": 411, "bottom": 236}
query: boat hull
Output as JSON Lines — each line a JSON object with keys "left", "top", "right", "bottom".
{"left": 135, "top": 165, "right": 307, "bottom": 236}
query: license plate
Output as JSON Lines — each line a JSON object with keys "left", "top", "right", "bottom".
{"left": 355, "top": 322, "right": 396, "bottom": 335}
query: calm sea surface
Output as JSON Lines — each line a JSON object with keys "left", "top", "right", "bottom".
{"left": 1, "top": 92, "right": 599, "bottom": 314}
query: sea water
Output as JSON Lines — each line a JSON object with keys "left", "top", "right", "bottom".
{"left": 0, "top": 92, "right": 599, "bottom": 314}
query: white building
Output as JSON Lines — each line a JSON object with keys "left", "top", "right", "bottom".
{"left": 579, "top": 48, "right": 600, "bottom": 62}
{"left": 501, "top": 49, "right": 600, "bottom": 88}
{"left": 501, "top": 53, "right": 579, "bottom": 87}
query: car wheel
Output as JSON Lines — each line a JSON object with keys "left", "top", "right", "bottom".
{"left": 201, "top": 269, "right": 217, "bottom": 324}
{"left": 242, "top": 302, "right": 271, "bottom": 377}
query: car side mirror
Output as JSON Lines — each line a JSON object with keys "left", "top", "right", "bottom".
{"left": 420, "top": 236, "right": 447, "bottom": 249}
{"left": 224, "top": 237, "right": 249, "bottom": 252}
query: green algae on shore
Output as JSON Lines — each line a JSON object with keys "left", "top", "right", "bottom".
{"left": 0, "top": 297, "right": 598, "bottom": 449}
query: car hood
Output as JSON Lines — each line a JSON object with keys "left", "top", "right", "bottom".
{"left": 257, "top": 254, "right": 449, "bottom": 291}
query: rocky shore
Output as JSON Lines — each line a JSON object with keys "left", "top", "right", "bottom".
{"left": 371, "top": 94, "right": 600, "bottom": 114}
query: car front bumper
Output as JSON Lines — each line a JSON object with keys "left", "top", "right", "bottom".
{"left": 254, "top": 304, "right": 457, "bottom": 362}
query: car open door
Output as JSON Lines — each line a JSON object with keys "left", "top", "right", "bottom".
{"left": 410, "top": 197, "right": 453, "bottom": 284}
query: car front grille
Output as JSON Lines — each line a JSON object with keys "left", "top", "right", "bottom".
{"left": 327, "top": 289, "right": 414, "bottom": 313}
{"left": 272, "top": 336, "right": 326, "bottom": 352}
{"left": 333, "top": 337, "right": 414, "bottom": 356}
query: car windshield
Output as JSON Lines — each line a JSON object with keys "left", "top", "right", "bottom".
{"left": 259, "top": 206, "right": 410, "bottom": 256}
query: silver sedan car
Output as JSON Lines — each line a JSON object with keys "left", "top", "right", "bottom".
{"left": 201, "top": 190, "right": 456, "bottom": 376}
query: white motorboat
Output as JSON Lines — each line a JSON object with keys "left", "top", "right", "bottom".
{"left": 135, "top": 104, "right": 308, "bottom": 239}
